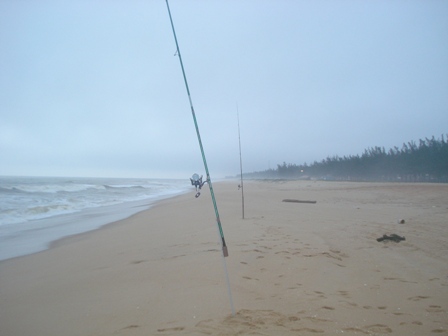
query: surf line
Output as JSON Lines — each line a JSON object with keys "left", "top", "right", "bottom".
{"left": 165, "top": 0, "right": 235, "bottom": 315}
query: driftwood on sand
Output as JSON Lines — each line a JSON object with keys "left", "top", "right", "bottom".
{"left": 282, "top": 199, "right": 317, "bottom": 204}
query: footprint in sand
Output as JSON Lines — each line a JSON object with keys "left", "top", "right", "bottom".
{"left": 275, "top": 251, "right": 290, "bottom": 255}
{"left": 340, "top": 301, "right": 358, "bottom": 308}
{"left": 321, "top": 306, "right": 335, "bottom": 310}
{"left": 291, "top": 327, "right": 325, "bottom": 333}
{"left": 337, "top": 291, "right": 350, "bottom": 298}
{"left": 426, "top": 305, "right": 444, "bottom": 313}
{"left": 408, "top": 295, "right": 430, "bottom": 301}
{"left": 122, "top": 325, "right": 139, "bottom": 330}
{"left": 162, "top": 254, "right": 186, "bottom": 260}
{"left": 195, "top": 309, "right": 303, "bottom": 334}
{"left": 131, "top": 260, "right": 144, "bottom": 264}
{"left": 304, "top": 291, "right": 328, "bottom": 301}
{"left": 157, "top": 326, "right": 185, "bottom": 332}
{"left": 431, "top": 328, "right": 448, "bottom": 333}
{"left": 204, "top": 248, "right": 220, "bottom": 252}
{"left": 343, "top": 327, "right": 367, "bottom": 334}
{"left": 329, "top": 249, "right": 348, "bottom": 257}
{"left": 304, "top": 316, "right": 331, "bottom": 323}
{"left": 384, "top": 276, "right": 418, "bottom": 284}
{"left": 363, "top": 324, "right": 393, "bottom": 333}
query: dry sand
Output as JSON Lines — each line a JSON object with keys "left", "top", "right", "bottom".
{"left": 1, "top": 181, "right": 447, "bottom": 335}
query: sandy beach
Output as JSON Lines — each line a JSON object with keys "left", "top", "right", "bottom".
{"left": 1, "top": 180, "right": 447, "bottom": 335}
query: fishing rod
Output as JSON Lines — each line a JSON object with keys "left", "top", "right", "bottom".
{"left": 165, "top": 0, "right": 228, "bottom": 258}
{"left": 237, "top": 105, "right": 245, "bottom": 219}
{"left": 165, "top": 0, "right": 235, "bottom": 316}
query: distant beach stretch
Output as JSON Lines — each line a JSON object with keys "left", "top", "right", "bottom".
{"left": 0, "top": 180, "right": 447, "bottom": 335}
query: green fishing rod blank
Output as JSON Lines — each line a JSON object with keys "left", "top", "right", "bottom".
{"left": 165, "top": 0, "right": 229, "bottom": 258}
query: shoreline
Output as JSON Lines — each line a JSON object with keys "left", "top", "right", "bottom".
{"left": 46, "top": 190, "right": 193, "bottom": 254}
{"left": 1, "top": 181, "right": 447, "bottom": 335}
{"left": 0, "top": 188, "right": 190, "bottom": 262}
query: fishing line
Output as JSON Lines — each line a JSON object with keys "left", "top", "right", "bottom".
{"left": 164, "top": 0, "right": 235, "bottom": 316}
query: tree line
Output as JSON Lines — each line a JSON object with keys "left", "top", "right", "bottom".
{"left": 242, "top": 135, "right": 448, "bottom": 182}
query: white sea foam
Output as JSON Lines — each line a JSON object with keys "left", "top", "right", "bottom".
{"left": 0, "top": 176, "right": 191, "bottom": 260}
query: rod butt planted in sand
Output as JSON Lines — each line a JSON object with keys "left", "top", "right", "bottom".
{"left": 222, "top": 245, "right": 229, "bottom": 258}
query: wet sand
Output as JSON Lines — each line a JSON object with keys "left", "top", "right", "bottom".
{"left": 1, "top": 181, "right": 447, "bottom": 335}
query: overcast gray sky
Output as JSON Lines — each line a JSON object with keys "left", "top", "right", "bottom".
{"left": 1, "top": 0, "right": 447, "bottom": 179}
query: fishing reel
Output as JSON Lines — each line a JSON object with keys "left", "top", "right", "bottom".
{"left": 190, "top": 173, "right": 207, "bottom": 198}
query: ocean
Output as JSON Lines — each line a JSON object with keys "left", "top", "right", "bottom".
{"left": 0, "top": 176, "right": 191, "bottom": 261}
